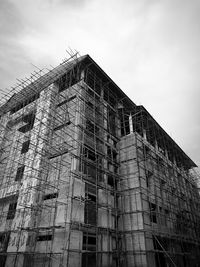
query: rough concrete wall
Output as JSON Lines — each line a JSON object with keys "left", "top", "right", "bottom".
{"left": 118, "top": 133, "right": 148, "bottom": 267}
{"left": 5, "top": 85, "right": 55, "bottom": 267}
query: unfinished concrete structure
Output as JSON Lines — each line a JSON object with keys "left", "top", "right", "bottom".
{"left": 0, "top": 53, "right": 200, "bottom": 267}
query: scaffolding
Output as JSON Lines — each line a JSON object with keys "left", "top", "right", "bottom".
{"left": 118, "top": 104, "right": 200, "bottom": 266}
{"left": 0, "top": 52, "right": 199, "bottom": 267}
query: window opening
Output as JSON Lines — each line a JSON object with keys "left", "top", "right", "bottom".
{"left": 18, "top": 112, "right": 35, "bottom": 133}
{"left": 21, "top": 140, "right": 30, "bottom": 154}
{"left": 85, "top": 183, "right": 97, "bottom": 225}
{"left": 37, "top": 235, "right": 52, "bottom": 241}
{"left": 7, "top": 202, "right": 17, "bottom": 220}
{"left": 15, "top": 165, "right": 25, "bottom": 181}
{"left": 149, "top": 202, "right": 157, "bottom": 223}
{"left": 43, "top": 193, "right": 58, "bottom": 200}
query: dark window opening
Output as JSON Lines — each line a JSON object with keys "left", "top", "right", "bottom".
{"left": 58, "top": 68, "right": 80, "bottom": 92}
{"left": 10, "top": 93, "right": 39, "bottom": 114}
{"left": 149, "top": 203, "right": 157, "bottom": 223}
{"left": 83, "top": 146, "right": 97, "bottom": 162}
{"left": 85, "top": 183, "right": 96, "bottom": 197}
{"left": 114, "top": 166, "right": 118, "bottom": 174}
{"left": 107, "top": 147, "right": 117, "bottom": 161}
{"left": 82, "top": 253, "right": 96, "bottom": 267}
{"left": 113, "top": 139, "right": 117, "bottom": 147}
{"left": 0, "top": 234, "right": 5, "bottom": 243}
{"left": 153, "top": 236, "right": 167, "bottom": 267}
{"left": 58, "top": 74, "right": 67, "bottom": 92}
{"left": 108, "top": 108, "right": 116, "bottom": 136}
{"left": 146, "top": 128, "right": 156, "bottom": 147}
{"left": 18, "top": 112, "right": 35, "bottom": 133}
{"left": 85, "top": 72, "right": 94, "bottom": 92}
{"left": 109, "top": 94, "right": 116, "bottom": 108}
{"left": 81, "top": 163, "right": 96, "bottom": 180}
{"left": 119, "top": 109, "right": 130, "bottom": 137}
{"left": 0, "top": 255, "right": 7, "bottom": 266}
{"left": 86, "top": 120, "right": 99, "bottom": 137}
{"left": 0, "top": 233, "right": 10, "bottom": 266}
{"left": 21, "top": 140, "right": 30, "bottom": 154}
{"left": 98, "top": 171, "right": 104, "bottom": 183}
{"left": 37, "top": 235, "right": 52, "bottom": 241}
{"left": 146, "top": 170, "right": 153, "bottom": 187}
{"left": 113, "top": 151, "right": 117, "bottom": 161}
{"left": 7, "top": 202, "right": 17, "bottom": 220}
{"left": 88, "top": 235, "right": 96, "bottom": 246}
{"left": 133, "top": 123, "right": 143, "bottom": 137}
{"left": 125, "top": 120, "right": 130, "bottom": 135}
{"left": 86, "top": 120, "right": 94, "bottom": 134}
{"left": 0, "top": 232, "right": 10, "bottom": 252}
{"left": 108, "top": 175, "right": 115, "bottom": 187}
{"left": 83, "top": 233, "right": 96, "bottom": 250}
{"left": 87, "top": 150, "right": 96, "bottom": 161}
{"left": 146, "top": 171, "right": 153, "bottom": 187}
{"left": 15, "top": 165, "right": 25, "bottom": 181}
{"left": 85, "top": 184, "right": 97, "bottom": 225}
{"left": 85, "top": 70, "right": 101, "bottom": 96}
{"left": 146, "top": 176, "right": 149, "bottom": 188}
{"left": 43, "top": 192, "right": 58, "bottom": 200}
{"left": 107, "top": 146, "right": 111, "bottom": 158}
{"left": 165, "top": 209, "right": 169, "bottom": 215}
{"left": 84, "top": 203, "right": 96, "bottom": 225}
{"left": 103, "top": 87, "right": 117, "bottom": 108}
{"left": 87, "top": 193, "right": 96, "bottom": 203}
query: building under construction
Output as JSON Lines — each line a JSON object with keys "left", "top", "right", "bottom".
{"left": 0, "top": 53, "right": 200, "bottom": 267}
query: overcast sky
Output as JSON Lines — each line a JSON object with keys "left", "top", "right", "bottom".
{"left": 0, "top": 0, "right": 200, "bottom": 170}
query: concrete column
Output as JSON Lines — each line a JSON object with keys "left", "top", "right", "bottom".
{"left": 143, "top": 129, "right": 147, "bottom": 140}
{"left": 129, "top": 114, "right": 133, "bottom": 133}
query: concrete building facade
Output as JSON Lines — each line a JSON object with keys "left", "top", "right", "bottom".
{"left": 0, "top": 54, "right": 200, "bottom": 267}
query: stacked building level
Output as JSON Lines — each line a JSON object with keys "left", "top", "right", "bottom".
{"left": 0, "top": 54, "right": 199, "bottom": 267}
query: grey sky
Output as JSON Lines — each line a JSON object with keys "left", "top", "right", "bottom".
{"left": 0, "top": 0, "right": 200, "bottom": 168}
